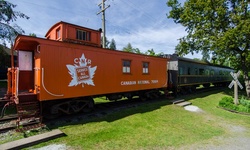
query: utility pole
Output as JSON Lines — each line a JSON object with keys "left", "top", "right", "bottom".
{"left": 97, "top": 0, "right": 110, "bottom": 48}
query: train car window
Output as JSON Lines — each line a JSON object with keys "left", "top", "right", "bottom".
{"left": 122, "top": 60, "right": 131, "bottom": 73}
{"left": 179, "top": 67, "right": 183, "bottom": 75}
{"left": 19, "top": 51, "right": 33, "bottom": 71}
{"left": 219, "top": 70, "right": 222, "bottom": 75}
{"left": 205, "top": 69, "right": 210, "bottom": 75}
{"left": 211, "top": 69, "right": 214, "bottom": 75}
{"left": 195, "top": 68, "right": 198, "bottom": 75}
{"left": 76, "top": 29, "right": 91, "bottom": 41}
{"left": 188, "top": 67, "right": 191, "bottom": 75}
{"left": 56, "top": 27, "right": 60, "bottom": 39}
{"left": 199, "top": 69, "right": 204, "bottom": 75}
{"left": 142, "top": 62, "right": 149, "bottom": 74}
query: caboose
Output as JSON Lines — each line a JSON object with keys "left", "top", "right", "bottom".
{"left": 2, "top": 21, "right": 168, "bottom": 123}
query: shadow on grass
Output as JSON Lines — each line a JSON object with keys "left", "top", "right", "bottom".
{"left": 179, "top": 87, "right": 248, "bottom": 102}
{"left": 46, "top": 87, "right": 233, "bottom": 130}
{"left": 46, "top": 97, "right": 172, "bottom": 129}
{"left": 222, "top": 88, "right": 248, "bottom": 99}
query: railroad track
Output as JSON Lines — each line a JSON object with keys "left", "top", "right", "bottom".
{"left": 0, "top": 118, "right": 17, "bottom": 133}
{"left": 0, "top": 115, "right": 43, "bottom": 133}
{"left": 0, "top": 114, "right": 17, "bottom": 122}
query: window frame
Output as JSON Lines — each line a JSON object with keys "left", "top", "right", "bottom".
{"left": 122, "top": 60, "right": 131, "bottom": 74}
{"left": 56, "top": 27, "right": 61, "bottom": 39}
{"left": 142, "top": 62, "right": 149, "bottom": 74}
{"left": 76, "top": 29, "right": 91, "bottom": 41}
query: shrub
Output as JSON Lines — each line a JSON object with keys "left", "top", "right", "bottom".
{"left": 239, "top": 97, "right": 250, "bottom": 113}
{"left": 219, "top": 96, "right": 250, "bottom": 113}
{"left": 219, "top": 96, "right": 235, "bottom": 109}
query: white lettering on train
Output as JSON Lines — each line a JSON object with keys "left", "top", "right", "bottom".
{"left": 151, "top": 80, "right": 158, "bottom": 83}
{"left": 138, "top": 80, "right": 150, "bottom": 84}
{"left": 121, "top": 81, "right": 136, "bottom": 85}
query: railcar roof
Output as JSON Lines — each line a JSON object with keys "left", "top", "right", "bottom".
{"left": 178, "top": 56, "right": 234, "bottom": 70}
{"left": 45, "top": 21, "right": 101, "bottom": 38}
{"left": 13, "top": 35, "right": 168, "bottom": 60}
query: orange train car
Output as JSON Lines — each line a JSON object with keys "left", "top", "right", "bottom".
{"left": 4, "top": 21, "right": 169, "bottom": 120}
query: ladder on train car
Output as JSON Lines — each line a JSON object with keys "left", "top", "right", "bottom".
{"left": 16, "top": 93, "right": 42, "bottom": 127}
{"left": 7, "top": 67, "right": 42, "bottom": 127}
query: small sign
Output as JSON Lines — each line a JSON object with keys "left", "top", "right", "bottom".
{"left": 228, "top": 71, "right": 243, "bottom": 105}
{"left": 228, "top": 81, "right": 234, "bottom": 89}
{"left": 229, "top": 71, "right": 243, "bottom": 89}
{"left": 76, "top": 66, "right": 90, "bottom": 82}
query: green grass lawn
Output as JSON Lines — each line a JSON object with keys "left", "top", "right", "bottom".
{"left": 25, "top": 89, "right": 250, "bottom": 150}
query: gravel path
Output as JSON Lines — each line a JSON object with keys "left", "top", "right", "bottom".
{"left": 178, "top": 124, "right": 250, "bottom": 150}
{"left": 178, "top": 105, "right": 250, "bottom": 150}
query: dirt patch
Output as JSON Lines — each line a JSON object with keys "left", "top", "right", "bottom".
{"left": 181, "top": 105, "right": 250, "bottom": 150}
{"left": 184, "top": 105, "right": 203, "bottom": 112}
{"left": 32, "top": 144, "right": 68, "bottom": 150}
{"left": 179, "top": 133, "right": 250, "bottom": 150}
{"left": 179, "top": 113, "right": 250, "bottom": 150}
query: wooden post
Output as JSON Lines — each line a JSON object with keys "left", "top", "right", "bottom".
{"left": 234, "top": 80, "right": 239, "bottom": 105}
{"left": 228, "top": 71, "right": 243, "bottom": 105}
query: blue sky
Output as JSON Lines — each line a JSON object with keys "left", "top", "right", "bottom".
{"left": 8, "top": 0, "right": 201, "bottom": 58}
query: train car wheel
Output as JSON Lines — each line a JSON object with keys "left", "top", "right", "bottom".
{"left": 43, "top": 107, "right": 62, "bottom": 120}
{"left": 83, "top": 97, "right": 94, "bottom": 113}
{"left": 203, "top": 83, "right": 210, "bottom": 88}
{"left": 140, "top": 96, "right": 147, "bottom": 101}
{"left": 180, "top": 88, "right": 187, "bottom": 95}
{"left": 191, "top": 86, "right": 196, "bottom": 93}
{"left": 139, "top": 93, "right": 147, "bottom": 101}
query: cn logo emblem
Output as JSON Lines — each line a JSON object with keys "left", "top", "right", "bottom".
{"left": 66, "top": 53, "right": 97, "bottom": 87}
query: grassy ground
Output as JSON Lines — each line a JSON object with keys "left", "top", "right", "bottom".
{"left": 26, "top": 89, "right": 250, "bottom": 150}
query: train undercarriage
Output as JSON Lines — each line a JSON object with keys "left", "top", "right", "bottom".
{"left": 1, "top": 87, "right": 165, "bottom": 122}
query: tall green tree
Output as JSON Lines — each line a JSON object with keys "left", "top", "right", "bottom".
{"left": 122, "top": 43, "right": 134, "bottom": 53}
{"left": 133, "top": 48, "right": 142, "bottom": 54}
{"left": 29, "top": 33, "right": 37, "bottom": 37}
{"left": 109, "top": 38, "right": 116, "bottom": 50}
{"left": 0, "top": 0, "right": 29, "bottom": 44}
{"left": 167, "top": 0, "right": 250, "bottom": 96}
{"left": 122, "top": 43, "right": 142, "bottom": 54}
{"left": 145, "top": 49, "right": 156, "bottom": 56}
{"left": 0, "top": 45, "right": 9, "bottom": 69}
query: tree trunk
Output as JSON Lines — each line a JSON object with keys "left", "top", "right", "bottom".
{"left": 242, "top": 53, "right": 250, "bottom": 98}
{"left": 244, "top": 78, "right": 250, "bottom": 98}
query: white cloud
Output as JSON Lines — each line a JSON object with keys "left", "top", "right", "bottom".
{"left": 7, "top": 0, "right": 201, "bottom": 58}
{"left": 108, "top": 25, "right": 187, "bottom": 54}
